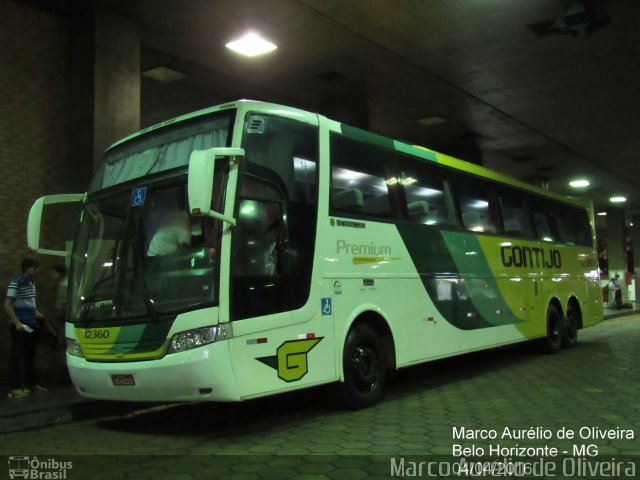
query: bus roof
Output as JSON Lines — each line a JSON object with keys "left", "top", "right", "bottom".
{"left": 107, "top": 99, "right": 587, "bottom": 209}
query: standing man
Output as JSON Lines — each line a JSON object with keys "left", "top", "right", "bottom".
{"left": 612, "top": 273, "right": 623, "bottom": 308}
{"left": 4, "top": 258, "right": 47, "bottom": 398}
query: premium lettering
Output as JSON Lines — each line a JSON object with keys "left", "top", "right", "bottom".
{"left": 337, "top": 240, "right": 391, "bottom": 256}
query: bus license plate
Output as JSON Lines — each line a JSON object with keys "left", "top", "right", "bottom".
{"left": 111, "top": 374, "right": 135, "bottom": 386}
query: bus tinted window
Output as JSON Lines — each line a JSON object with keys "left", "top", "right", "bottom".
{"left": 235, "top": 115, "right": 319, "bottom": 320}
{"left": 497, "top": 188, "right": 533, "bottom": 238}
{"left": 556, "top": 204, "right": 593, "bottom": 247}
{"left": 530, "top": 198, "right": 592, "bottom": 246}
{"left": 455, "top": 176, "right": 498, "bottom": 234}
{"left": 531, "top": 199, "right": 557, "bottom": 242}
{"left": 398, "top": 155, "right": 457, "bottom": 226}
{"left": 330, "top": 135, "right": 400, "bottom": 219}
{"left": 243, "top": 114, "right": 318, "bottom": 204}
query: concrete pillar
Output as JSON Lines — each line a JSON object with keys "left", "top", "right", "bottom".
{"left": 441, "top": 142, "right": 484, "bottom": 166}
{"left": 318, "top": 95, "right": 369, "bottom": 130}
{"left": 606, "top": 208, "right": 627, "bottom": 306}
{"left": 69, "top": 8, "right": 140, "bottom": 181}
{"left": 606, "top": 209, "right": 626, "bottom": 271}
{"left": 631, "top": 215, "right": 640, "bottom": 303}
{"left": 93, "top": 10, "right": 140, "bottom": 165}
{"left": 68, "top": 7, "right": 97, "bottom": 188}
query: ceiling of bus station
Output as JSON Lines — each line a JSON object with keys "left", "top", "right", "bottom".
{"left": 36, "top": 0, "right": 640, "bottom": 220}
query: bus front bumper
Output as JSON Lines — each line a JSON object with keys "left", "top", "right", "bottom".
{"left": 67, "top": 341, "right": 240, "bottom": 402}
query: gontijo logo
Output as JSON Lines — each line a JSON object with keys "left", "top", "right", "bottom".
{"left": 500, "top": 244, "right": 561, "bottom": 269}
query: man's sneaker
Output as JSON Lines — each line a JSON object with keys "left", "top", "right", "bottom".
{"left": 29, "top": 385, "right": 48, "bottom": 393}
{"left": 7, "top": 388, "right": 30, "bottom": 399}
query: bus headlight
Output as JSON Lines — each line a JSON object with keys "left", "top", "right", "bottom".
{"left": 67, "top": 338, "right": 84, "bottom": 358}
{"left": 167, "top": 324, "right": 232, "bottom": 354}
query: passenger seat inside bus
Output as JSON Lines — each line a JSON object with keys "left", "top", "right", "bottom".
{"left": 332, "top": 188, "right": 363, "bottom": 212}
{"left": 503, "top": 218, "right": 523, "bottom": 237}
{"left": 407, "top": 200, "right": 430, "bottom": 223}
{"left": 362, "top": 195, "right": 391, "bottom": 216}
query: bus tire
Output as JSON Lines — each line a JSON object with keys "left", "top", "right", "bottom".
{"left": 542, "top": 304, "right": 563, "bottom": 354}
{"left": 562, "top": 303, "right": 579, "bottom": 348}
{"left": 339, "top": 324, "right": 386, "bottom": 409}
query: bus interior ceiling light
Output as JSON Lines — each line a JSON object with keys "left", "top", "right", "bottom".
{"left": 226, "top": 33, "right": 277, "bottom": 57}
{"left": 609, "top": 196, "right": 626, "bottom": 203}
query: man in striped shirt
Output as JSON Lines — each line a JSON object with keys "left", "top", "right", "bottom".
{"left": 4, "top": 258, "right": 47, "bottom": 398}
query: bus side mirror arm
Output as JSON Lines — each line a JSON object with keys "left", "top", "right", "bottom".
{"left": 188, "top": 147, "right": 243, "bottom": 227}
{"left": 205, "top": 209, "right": 236, "bottom": 226}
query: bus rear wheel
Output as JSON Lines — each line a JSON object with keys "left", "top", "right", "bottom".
{"left": 562, "top": 303, "right": 579, "bottom": 348}
{"left": 542, "top": 304, "right": 563, "bottom": 354}
{"left": 339, "top": 324, "right": 386, "bottom": 409}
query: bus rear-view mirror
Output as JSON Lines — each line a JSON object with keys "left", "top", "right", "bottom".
{"left": 28, "top": 193, "right": 85, "bottom": 256}
{"left": 188, "top": 147, "right": 244, "bottom": 225}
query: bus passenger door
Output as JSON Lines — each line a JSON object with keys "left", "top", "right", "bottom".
{"left": 227, "top": 191, "right": 333, "bottom": 398}
{"left": 226, "top": 114, "right": 334, "bottom": 399}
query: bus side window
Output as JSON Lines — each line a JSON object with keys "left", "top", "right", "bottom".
{"left": 497, "top": 188, "right": 533, "bottom": 238}
{"left": 399, "top": 154, "right": 457, "bottom": 227}
{"left": 555, "top": 203, "right": 593, "bottom": 247}
{"left": 330, "top": 134, "right": 401, "bottom": 219}
{"left": 454, "top": 176, "right": 498, "bottom": 234}
{"left": 531, "top": 200, "right": 558, "bottom": 242}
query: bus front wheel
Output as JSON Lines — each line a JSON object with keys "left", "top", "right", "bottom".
{"left": 339, "top": 324, "right": 386, "bottom": 409}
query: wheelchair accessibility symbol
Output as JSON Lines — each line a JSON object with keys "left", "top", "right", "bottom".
{"left": 131, "top": 187, "right": 147, "bottom": 207}
{"left": 321, "top": 297, "right": 332, "bottom": 316}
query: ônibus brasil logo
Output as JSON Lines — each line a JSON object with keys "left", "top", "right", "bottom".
{"left": 8, "top": 456, "right": 72, "bottom": 479}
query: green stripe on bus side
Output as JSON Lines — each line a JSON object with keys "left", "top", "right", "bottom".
{"left": 397, "top": 225, "right": 522, "bottom": 330}
{"left": 340, "top": 125, "right": 395, "bottom": 150}
{"left": 393, "top": 142, "right": 438, "bottom": 162}
{"left": 396, "top": 224, "right": 487, "bottom": 329}
{"left": 135, "top": 320, "right": 174, "bottom": 352}
{"left": 441, "top": 231, "right": 524, "bottom": 327}
{"left": 101, "top": 324, "right": 146, "bottom": 356}
{"left": 99, "top": 320, "right": 173, "bottom": 357}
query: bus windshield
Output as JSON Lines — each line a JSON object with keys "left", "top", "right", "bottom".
{"left": 69, "top": 172, "right": 226, "bottom": 323}
{"left": 70, "top": 112, "right": 232, "bottom": 323}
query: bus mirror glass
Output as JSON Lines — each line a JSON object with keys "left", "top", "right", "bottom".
{"left": 27, "top": 193, "right": 85, "bottom": 256}
{"left": 188, "top": 149, "right": 216, "bottom": 217}
{"left": 188, "top": 147, "right": 244, "bottom": 224}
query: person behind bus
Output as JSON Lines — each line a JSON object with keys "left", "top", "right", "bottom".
{"left": 51, "top": 263, "right": 71, "bottom": 384}
{"left": 612, "top": 273, "right": 622, "bottom": 308}
{"left": 147, "top": 210, "right": 191, "bottom": 257}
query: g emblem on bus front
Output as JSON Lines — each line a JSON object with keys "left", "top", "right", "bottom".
{"left": 257, "top": 338, "right": 323, "bottom": 382}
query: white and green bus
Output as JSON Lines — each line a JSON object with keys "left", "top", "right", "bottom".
{"left": 28, "top": 100, "right": 602, "bottom": 408}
